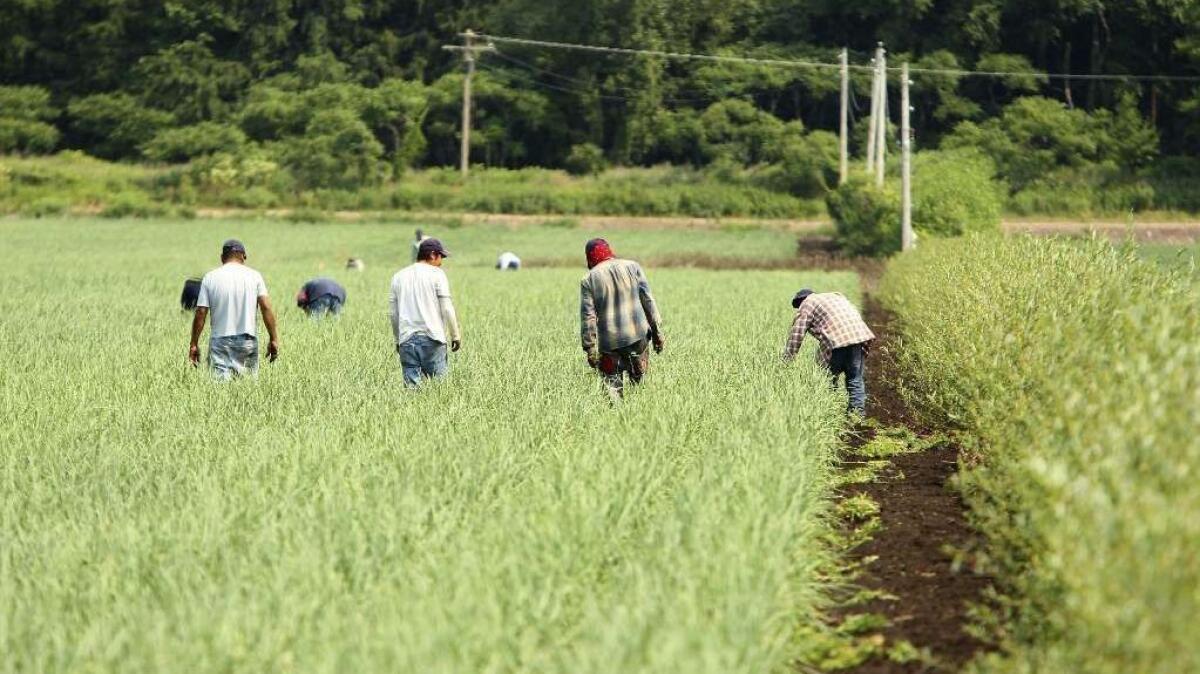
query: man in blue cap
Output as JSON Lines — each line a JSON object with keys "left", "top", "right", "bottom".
{"left": 188, "top": 239, "right": 280, "bottom": 380}
{"left": 782, "top": 288, "right": 875, "bottom": 415}
{"left": 296, "top": 277, "right": 347, "bottom": 318}
{"left": 389, "top": 237, "right": 462, "bottom": 387}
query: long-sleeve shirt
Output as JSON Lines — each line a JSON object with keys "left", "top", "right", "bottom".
{"left": 580, "top": 258, "right": 662, "bottom": 355}
{"left": 389, "top": 263, "right": 461, "bottom": 346}
{"left": 782, "top": 292, "right": 875, "bottom": 364}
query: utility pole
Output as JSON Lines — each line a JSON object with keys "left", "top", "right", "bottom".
{"left": 839, "top": 48, "right": 849, "bottom": 185}
{"left": 442, "top": 30, "right": 494, "bottom": 177}
{"left": 901, "top": 62, "right": 914, "bottom": 252}
{"left": 865, "top": 50, "right": 879, "bottom": 176}
{"left": 875, "top": 44, "right": 887, "bottom": 188}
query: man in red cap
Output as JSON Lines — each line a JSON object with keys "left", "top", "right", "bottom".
{"left": 579, "top": 238, "right": 664, "bottom": 399}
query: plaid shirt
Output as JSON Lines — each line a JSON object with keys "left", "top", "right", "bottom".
{"left": 581, "top": 258, "right": 662, "bottom": 355}
{"left": 782, "top": 292, "right": 875, "bottom": 364}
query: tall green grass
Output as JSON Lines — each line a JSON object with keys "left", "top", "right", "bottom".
{"left": 880, "top": 234, "right": 1200, "bottom": 672}
{"left": 0, "top": 218, "right": 856, "bottom": 673}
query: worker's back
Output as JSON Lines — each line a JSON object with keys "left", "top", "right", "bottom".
{"left": 390, "top": 263, "right": 450, "bottom": 345}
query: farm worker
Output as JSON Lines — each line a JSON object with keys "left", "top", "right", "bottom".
{"left": 496, "top": 251, "right": 521, "bottom": 270}
{"left": 188, "top": 239, "right": 280, "bottom": 380}
{"left": 296, "top": 277, "right": 347, "bottom": 318}
{"left": 412, "top": 228, "right": 430, "bottom": 263}
{"left": 389, "top": 238, "right": 462, "bottom": 388}
{"left": 782, "top": 289, "right": 875, "bottom": 416}
{"left": 579, "top": 238, "right": 665, "bottom": 399}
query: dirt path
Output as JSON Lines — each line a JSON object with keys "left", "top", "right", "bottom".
{"left": 832, "top": 299, "right": 992, "bottom": 672}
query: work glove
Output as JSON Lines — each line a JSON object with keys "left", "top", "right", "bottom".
{"left": 651, "top": 332, "right": 665, "bottom": 354}
{"left": 586, "top": 350, "right": 600, "bottom": 369}
{"left": 451, "top": 339, "right": 462, "bottom": 353}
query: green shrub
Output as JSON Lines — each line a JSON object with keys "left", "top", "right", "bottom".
{"left": 880, "top": 235, "right": 1200, "bottom": 673}
{"left": 68, "top": 93, "right": 174, "bottom": 160}
{"left": 0, "top": 86, "right": 61, "bottom": 155}
{"left": 563, "top": 143, "right": 607, "bottom": 176}
{"left": 142, "top": 123, "right": 247, "bottom": 163}
{"left": 22, "top": 196, "right": 70, "bottom": 217}
{"left": 100, "top": 192, "right": 168, "bottom": 218}
{"left": 276, "top": 109, "right": 389, "bottom": 190}
{"left": 826, "top": 178, "right": 901, "bottom": 257}
{"left": 912, "top": 148, "right": 1003, "bottom": 236}
{"left": 768, "top": 131, "right": 839, "bottom": 199}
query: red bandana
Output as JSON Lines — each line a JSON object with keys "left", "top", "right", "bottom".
{"left": 585, "top": 239, "right": 615, "bottom": 269}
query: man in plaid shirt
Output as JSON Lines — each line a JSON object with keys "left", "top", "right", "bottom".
{"left": 783, "top": 289, "right": 875, "bottom": 415}
{"left": 580, "top": 238, "right": 665, "bottom": 398}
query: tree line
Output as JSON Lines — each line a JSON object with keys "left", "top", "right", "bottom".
{"left": 1, "top": 0, "right": 1197, "bottom": 199}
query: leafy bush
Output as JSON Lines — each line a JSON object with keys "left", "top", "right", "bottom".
{"left": 0, "top": 86, "right": 60, "bottom": 155}
{"left": 68, "top": 93, "right": 174, "bottom": 159}
{"left": 563, "top": 143, "right": 607, "bottom": 176}
{"left": 142, "top": 122, "right": 247, "bottom": 163}
{"left": 275, "top": 109, "right": 389, "bottom": 190}
{"left": 768, "top": 131, "right": 839, "bottom": 198}
{"left": 698, "top": 100, "right": 795, "bottom": 165}
{"left": 826, "top": 178, "right": 901, "bottom": 257}
{"left": 100, "top": 192, "right": 168, "bottom": 218}
{"left": 881, "top": 235, "right": 1200, "bottom": 673}
{"left": 912, "top": 148, "right": 1004, "bottom": 236}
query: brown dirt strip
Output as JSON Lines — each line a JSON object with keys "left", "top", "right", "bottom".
{"left": 830, "top": 299, "right": 993, "bottom": 673}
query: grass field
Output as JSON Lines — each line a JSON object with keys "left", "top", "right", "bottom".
{"left": 0, "top": 218, "right": 860, "bottom": 673}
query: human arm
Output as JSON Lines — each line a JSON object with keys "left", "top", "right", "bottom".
{"left": 440, "top": 296, "right": 461, "bottom": 351}
{"left": 189, "top": 307, "right": 208, "bottom": 366}
{"left": 635, "top": 265, "right": 664, "bottom": 353}
{"left": 580, "top": 279, "right": 599, "bottom": 366}
{"left": 388, "top": 277, "right": 400, "bottom": 346}
{"left": 782, "top": 306, "right": 813, "bottom": 363}
{"left": 257, "top": 295, "right": 280, "bottom": 362}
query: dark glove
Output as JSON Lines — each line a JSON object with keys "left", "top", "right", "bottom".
{"left": 651, "top": 332, "right": 665, "bottom": 354}
{"left": 451, "top": 339, "right": 462, "bottom": 353}
{"left": 586, "top": 350, "right": 600, "bottom": 369}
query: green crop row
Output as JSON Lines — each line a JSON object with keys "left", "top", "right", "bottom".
{"left": 879, "top": 235, "right": 1200, "bottom": 672}
{"left": 0, "top": 218, "right": 853, "bottom": 673}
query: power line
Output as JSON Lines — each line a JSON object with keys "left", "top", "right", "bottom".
{"left": 475, "top": 32, "right": 1200, "bottom": 84}
{"left": 487, "top": 49, "right": 714, "bottom": 104}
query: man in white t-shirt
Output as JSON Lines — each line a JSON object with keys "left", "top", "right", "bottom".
{"left": 188, "top": 239, "right": 280, "bottom": 380}
{"left": 389, "top": 238, "right": 462, "bottom": 387}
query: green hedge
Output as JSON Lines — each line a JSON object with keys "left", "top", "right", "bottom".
{"left": 879, "top": 235, "right": 1200, "bottom": 672}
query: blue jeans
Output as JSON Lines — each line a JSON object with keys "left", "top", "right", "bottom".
{"left": 398, "top": 334, "right": 448, "bottom": 388}
{"left": 305, "top": 295, "right": 343, "bottom": 319}
{"left": 208, "top": 334, "right": 259, "bottom": 381}
{"left": 828, "top": 343, "right": 867, "bottom": 415}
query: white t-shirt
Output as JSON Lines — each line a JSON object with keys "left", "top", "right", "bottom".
{"left": 497, "top": 252, "right": 521, "bottom": 270}
{"left": 389, "top": 263, "right": 455, "bottom": 345}
{"left": 197, "top": 262, "right": 268, "bottom": 338}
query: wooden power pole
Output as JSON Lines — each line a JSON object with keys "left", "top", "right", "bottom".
{"left": 901, "top": 62, "right": 914, "bottom": 252}
{"left": 443, "top": 30, "right": 493, "bottom": 177}
{"left": 865, "top": 51, "right": 878, "bottom": 176}
{"left": 839, "top": 48, "right": 849, "bottom": 185}
{"left": 874, "top": 44, "right": 887, "bottom": 188}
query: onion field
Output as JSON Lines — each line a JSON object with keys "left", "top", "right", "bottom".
{"left": 0, "top": 218, "right": 859, "bottom": 673}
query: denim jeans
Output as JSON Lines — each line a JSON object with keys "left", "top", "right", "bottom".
{"left": 398, "top": 334, "right": 448, "bottom": 388}
{"left": 828, "top": 343, "right": 867, "bottom": 415}
{"left": 305, "top": 295, "right": 343, "bottom": 319}
{"left": 209, "top": 334, "right": 259, "bottom": 381}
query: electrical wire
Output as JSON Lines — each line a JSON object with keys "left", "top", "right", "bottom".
{"left": 475, "top": 32, "right": 1200, "bottom": 84}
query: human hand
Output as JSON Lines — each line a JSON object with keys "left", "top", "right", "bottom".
{"left": 267, "top": 340, "right": 280, "bottom": 362}
{"left": 652, "top": 333, "right": 665, "bottom": 354}
{"left": 586, "top": 351, "right": 600, "bottom": 369}
{"left": 451, "top": 339, "right": 461, "bottom": 353}
{"left": 188, "top": 344, "right": 200, "bottom": 367}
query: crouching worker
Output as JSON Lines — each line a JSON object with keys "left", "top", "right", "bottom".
{"left": 188, "top": 239, "right": 280, "bottom": 380}
{"left": 296, "top": 277, "right": 346, "bottom": 318}
{"left": 782, "top": 289, "right": 875, "bottom": 416}
{"left": 389, "top": 238, "right": 462, "bottom": 388}
{"left": 579, "top": 238, "right": 664, "bottom": 399}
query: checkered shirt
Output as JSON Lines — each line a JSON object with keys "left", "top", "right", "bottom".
{"left": 580, "top": 258, "right": 662, "bottom": 355}
{"left": 782, "top": 292, "right": 874, "bottom": 364}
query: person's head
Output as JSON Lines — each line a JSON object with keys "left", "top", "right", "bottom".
{"left": 792, "top": 288, "right": 814, "bottom": 309}
{"left": 585, "top": 238, "right": 615, "bottom": 269}
{"left": 221, "top": 239, "right": 247, "bottom": 263}
{"left": 417, "top": 238, "right": 450, "bottom": 266}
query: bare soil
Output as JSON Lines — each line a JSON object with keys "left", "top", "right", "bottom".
{"left": 831, "top": 300, "right": 993, "bottom": 673}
